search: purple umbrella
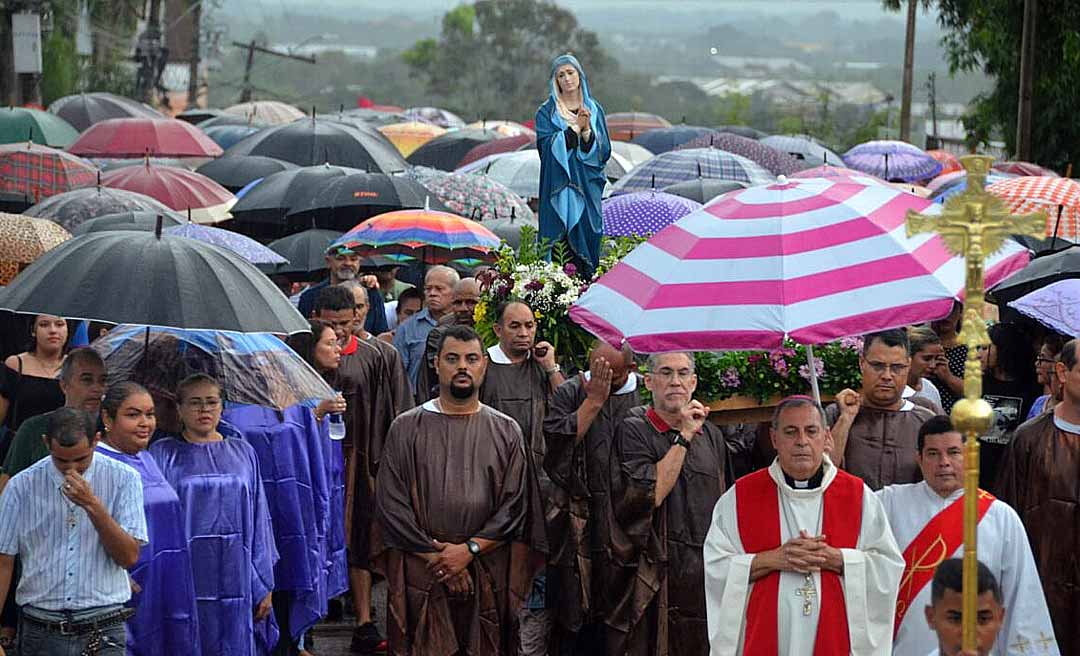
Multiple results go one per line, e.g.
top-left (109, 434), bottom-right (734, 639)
top-left (677, 132), bottom-right (806, 176)
top-left (1008, 278), bottom-right (1080, 336)
top-left (165, 223), bottom-right (287, 264)
top-left (843, 140), bottom-right (943, 182)
top-left (602, 190), bottom-right (702, 237)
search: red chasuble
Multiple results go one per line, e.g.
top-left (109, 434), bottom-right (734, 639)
top-left (735, 467), bottom-right (864, 655)
top-left (893, 489), bottom-right (995, 635)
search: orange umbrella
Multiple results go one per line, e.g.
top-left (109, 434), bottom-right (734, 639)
top-left (987, 176), bottom-right (1080, 239)
top-left (926, 149), bottom-right (962, 175)
top-left (607, 112), bottom-right (672, 142)
top-left (377, 121), bottom-right (446, 157)
top-left (0, 213), bottom-right (72, 284)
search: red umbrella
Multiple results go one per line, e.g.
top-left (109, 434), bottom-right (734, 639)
top-left (926, 149), bottom-right (962, 175)
top-left (0, 142), bottom-right (98, 202)
top-left (102, 161), bottom-right (234, 223)
top-left (993, 161), bottom-right (1059, 178)
top-left (607, 112), bottom-right (672, 142)
top-left (457, 134), bottom-right (535, 168)
top-left (68, 118), bottom-right (223, 158)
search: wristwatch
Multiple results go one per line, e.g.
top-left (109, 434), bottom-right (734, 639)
top-left (672, 434), bottom-right (692, 450)
top-left (466, 539), bottom-right (481, 555)
top-left (545, 364), bottom-right (562, 376)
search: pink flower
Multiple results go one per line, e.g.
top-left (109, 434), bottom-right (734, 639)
top-left (769, 351), bottom-right (789, 376)
top-left (563, 262), bottom-right (578, 276)
top-left (720, 367), bottom-right (741, 388)
top-left (798, 358), bottom-right (825, 382)
top-left (839, 335), bottom-right (864, 351)
top-left (524, 279), bottom-right (544, 292)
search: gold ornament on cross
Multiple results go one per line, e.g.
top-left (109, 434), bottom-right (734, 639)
top-left (906, 154), bottom-right (1045, 652)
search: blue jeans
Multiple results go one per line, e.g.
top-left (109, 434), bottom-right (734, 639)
top-left (16, 606), bottom-right (126, 656)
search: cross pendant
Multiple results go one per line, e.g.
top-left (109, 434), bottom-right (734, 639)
top-left (794, 573), bottom-right (816, 616)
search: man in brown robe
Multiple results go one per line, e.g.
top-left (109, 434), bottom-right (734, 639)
top-left (313, 285), bottom-right (410, 654)
top-left (828, 329), bottom-right (935, 490)
top-left (608, 351), bottom-right (731, 656)
top-left (416, 277), bottom-right (480, 402)
top-left (996, 337), bottom-right (1080, 656)
top-left (479, 299), bottom-right (564, 656)
top-left (542, 341), bottom-right (641, 654)
top-left (374, 324), bottom-right (543, 656)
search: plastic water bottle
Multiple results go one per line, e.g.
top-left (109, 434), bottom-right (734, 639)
top-left (328, 391), bottom-right (346, 441)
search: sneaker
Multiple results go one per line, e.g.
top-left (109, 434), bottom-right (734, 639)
top-left (349, 622), bottom-right (387, 654)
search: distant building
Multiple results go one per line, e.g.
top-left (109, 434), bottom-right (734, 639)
top-left (708, 55), bottom-right (813, 75)
top-left (660, 76), bottom-right (890, 111)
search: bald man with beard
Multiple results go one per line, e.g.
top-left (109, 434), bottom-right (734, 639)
top-left (543, 341), bottom-right (642, 654)
top-left (416, 278), bottom-right (480, 403)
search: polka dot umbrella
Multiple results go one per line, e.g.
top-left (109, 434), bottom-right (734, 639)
top-left (407, 166), bottom-right (534, 223)
top-left (602, 190), bottom-right (702, 237)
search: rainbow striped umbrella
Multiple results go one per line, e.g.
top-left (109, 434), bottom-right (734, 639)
top-left (332, 208), bottom-right (500, 264)
top-left (570, 177), bottom-right (1030, 352)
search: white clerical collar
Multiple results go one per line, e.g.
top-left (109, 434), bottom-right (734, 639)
top-left (487, 344), bottom-right (516, 364)
top-left (900, 399), bottom-right (915, 411)
top-left (582, 371), bottom-right (638, 395)
top-left (768, 456), bottom-right (838, 496)
top-left (1053, 413), bottom-right (1080, 435)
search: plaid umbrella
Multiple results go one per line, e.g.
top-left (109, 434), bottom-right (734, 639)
top-left (378, 121), bottom-right (447, 157)
top-left (23, 185), bottom-right (176, 232)
top-left (987, 176), bottom-right (1080, 240)
top-left (0, 142), bottom-right (98, 202)
top-left (458, 135), bottom-right (536, 168)
top-left (760, 135), bottom-right (843, 167)
top-left (602, 191), bottom-right (702, 236)
top-left (68, 118), bottom-right (223, 159)
top-left (678, 132), bottom-right (805, 176)
top-left (404, 107), bottom-right (466, 129)
top-left (333, 208), bottom-right (500, 264)
top-left (407, 165), bottom-right (534, 223)
top-left (632, 126), bottom-right (720, 154)
top-left (49, 92), bottom-right (162, 132)
top-left (102, 162), bottom-right (236, 224)
top-left (223, 101), bottom-right (305, 125)
top-left (457, 150), bottom-right (541, 199)
top-left (610, 147), bottom-right (774, 195)
top-left (0, 107), bottom-right (79, 147)
top-left (993, 161), bottom-right (1059, 178)
top-left (843, 140), bottom-right (942, 182)
top-left (0, 213), bottom-right (71, 284)
top-left (606, 112), bottom-right (672, 142)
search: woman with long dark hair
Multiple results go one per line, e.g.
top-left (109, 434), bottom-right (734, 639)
top-left (979, 323), bottom-right (1042, 488)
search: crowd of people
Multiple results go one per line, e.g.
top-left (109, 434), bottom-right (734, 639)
top-left (0, 250), bottom-right (1074, 656)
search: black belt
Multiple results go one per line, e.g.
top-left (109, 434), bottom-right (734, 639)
top-left (22, 607), bottom-right (134, 636)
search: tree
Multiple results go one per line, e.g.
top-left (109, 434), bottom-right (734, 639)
top-left (402, 0), bottom-right (612, 120)
top-left (882, 1), bottom-right (936, 143)
top-left (936, 0), bottom-right (1080, 171)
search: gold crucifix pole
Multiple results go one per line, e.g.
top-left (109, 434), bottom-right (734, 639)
top-left (906, 154), bottom-right (1044, 651)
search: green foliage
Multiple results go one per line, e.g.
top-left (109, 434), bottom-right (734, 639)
top-left (936, 0), bottom-right (1080, 171)
top-left (41, 27), bottom-right (79, 104)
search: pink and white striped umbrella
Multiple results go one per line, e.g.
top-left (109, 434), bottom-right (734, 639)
top-left (570, 177), bottom-right (1030, 352)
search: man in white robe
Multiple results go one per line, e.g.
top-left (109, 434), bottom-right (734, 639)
top-left (878, 415), bottom-right (1058, 656)
top-left (704, 395), bottom-right (904, 656)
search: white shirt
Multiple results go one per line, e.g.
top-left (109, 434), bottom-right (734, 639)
top-left (703, 458), bottom-right (904, 655)
top-left (0, 453), bottom-right (148, 610)
top-left (877, 482), bottom-right (1059, 656)
top-left (903, 379), bottom-right (943, 410)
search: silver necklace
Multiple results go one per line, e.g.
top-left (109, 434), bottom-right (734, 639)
top-left (779, 486), bottom-right (824, 616)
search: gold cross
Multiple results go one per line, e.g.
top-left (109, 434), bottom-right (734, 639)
top-left (1011, 636), bottom-right (1030, 654)
top-left (906, 155), bottom-right (1045, 652)
top-left (794, 573), bottom-right (816, 616)
top-left (1036, 632), bottom-right (1056, 652)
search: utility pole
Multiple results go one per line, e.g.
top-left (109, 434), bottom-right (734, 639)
top-left (899, 0), bottom-right (918, 142)
top-left (136, 0), bottom-right (166, 104)
top-left (186, 0), bottom-right (202, 108)
top-left (1015, 0), bottom-right (1037, 161)
top-left (233, 40), bottom-right (315, 103)
top-left (926, 72), bottom-right (938, 150)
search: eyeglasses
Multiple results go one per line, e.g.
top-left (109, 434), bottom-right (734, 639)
top-left (182, 398), bottom-right (221, 410)
top-left (864, 361), bottom-right (909, 376)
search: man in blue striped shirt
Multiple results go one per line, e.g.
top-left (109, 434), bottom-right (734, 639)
top-left (0, 407), bottom-right (147, 656)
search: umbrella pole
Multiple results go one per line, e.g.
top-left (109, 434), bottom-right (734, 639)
top-left (806, 344), bottom-right (821, 405)
top-left (1051, 204), bottom-right (1063, 248)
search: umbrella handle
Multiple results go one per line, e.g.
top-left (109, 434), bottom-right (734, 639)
top-left (806, 344), bottom-right (821, 404)
top-left (1051, 204), bottom-right (1063, 248)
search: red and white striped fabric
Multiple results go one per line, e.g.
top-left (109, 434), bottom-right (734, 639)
top-left (570, 177), bottom-right (1030, 352)
top-left (987, 176), bottom-right (1080, 240)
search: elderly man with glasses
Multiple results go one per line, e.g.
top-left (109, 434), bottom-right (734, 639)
top-left (827, 329), bottom-right (937, 490)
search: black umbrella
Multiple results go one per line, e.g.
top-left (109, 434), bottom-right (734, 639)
top-left (72, 210), bottom-right (185, 235)
top-left (480, 209), bottom-right (538, 249)
top-left (406, 128), bottom-right (501, 171)
top-left (1009, 234), bottom-right (1075, 256)
top-left (229, 164), bottom-right (364, 224)
top-left (23, 185), bottom-right (176, 232)
top-left (286, 171), bottom-right (446, 227)
top-left (717, 125), bottom-right (767, 140)
top-left (662, 178), bottom-right (748, 204)
top-left (48, 92), bottom-right (162, 132)
top-left (176, 108), bottom-right (226, 124)
top-left (223, 117), bottom-right (407, 172)
top-left (988, 244), bottom-right (1080, 305)
top-left (258, 228), bottom-right (342, 276)
top-left (195, 156), bottom-right (298, 193)
top-left (631, 126), bottom-right (719, 155)
top-left (0, 223), bottom-right (307, 333)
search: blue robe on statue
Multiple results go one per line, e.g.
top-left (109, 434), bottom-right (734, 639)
top-left (95, 445), bottom-right (201, 656)
top-left (223, 404), bottom-right (347, 644)
top-left (536, 53), bottom-right (611, 276)
top-left (149, 427), bottom-right (280, 656)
